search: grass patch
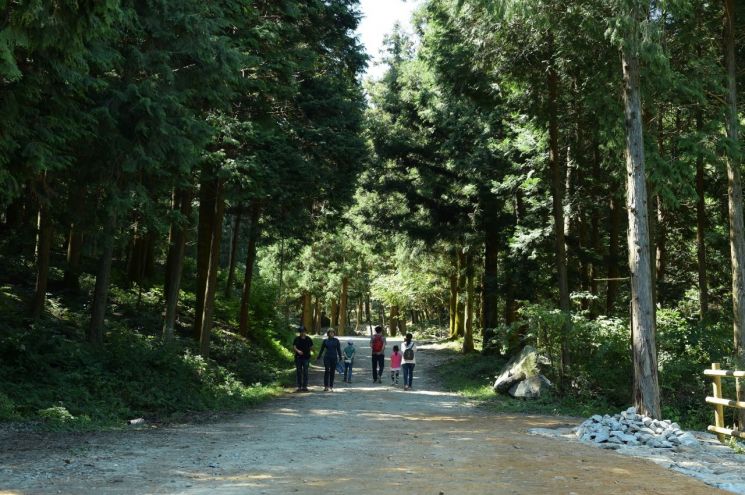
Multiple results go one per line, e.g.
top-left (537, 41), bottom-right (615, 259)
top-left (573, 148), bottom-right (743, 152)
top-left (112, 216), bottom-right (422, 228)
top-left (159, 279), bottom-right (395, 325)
top-left (434, 350), bottom-right (616, 418)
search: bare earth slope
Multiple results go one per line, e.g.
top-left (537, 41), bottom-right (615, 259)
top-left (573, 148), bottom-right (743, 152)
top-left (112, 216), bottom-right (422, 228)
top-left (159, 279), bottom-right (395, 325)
top-left (0, 337), bottom-right (727, 495)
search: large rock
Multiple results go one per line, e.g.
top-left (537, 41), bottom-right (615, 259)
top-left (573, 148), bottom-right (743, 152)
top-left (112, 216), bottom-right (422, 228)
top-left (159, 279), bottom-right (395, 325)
top-left (493, 345), bottom-right (546, 393)
top-left (508, 374), bottom-right (552, 399)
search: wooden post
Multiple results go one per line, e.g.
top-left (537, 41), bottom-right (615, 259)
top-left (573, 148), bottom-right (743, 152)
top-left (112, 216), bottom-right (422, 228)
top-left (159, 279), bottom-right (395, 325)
top-left (712, 363), bottom-right (726, 442)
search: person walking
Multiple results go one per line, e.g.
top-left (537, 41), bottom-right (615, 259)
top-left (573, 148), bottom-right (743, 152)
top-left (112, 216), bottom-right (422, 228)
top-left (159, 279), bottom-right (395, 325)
top-left (401, 333), bottom-right (416, 391)
top-left (343, 340), bottom-right (356, 383)
top-left (317, 329), bottom-right (343, 391)
top-left (370, 325), bottom-right (387, 383)
top-left (292, 326), bottom-right (313, 392)
top-left (390, 345), bottom-right (402, 385)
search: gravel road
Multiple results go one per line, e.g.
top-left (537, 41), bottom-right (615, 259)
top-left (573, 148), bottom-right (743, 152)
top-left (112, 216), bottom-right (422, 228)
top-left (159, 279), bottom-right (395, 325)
top-left (0, 336), bottom-right (727, 494)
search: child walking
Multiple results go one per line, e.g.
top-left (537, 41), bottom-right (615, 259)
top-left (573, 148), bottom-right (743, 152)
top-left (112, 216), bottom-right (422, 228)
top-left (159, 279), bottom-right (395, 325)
top-left (343, 340), bottom-right (356, 383)
top-left (390, 345), bottom-right (402, 385)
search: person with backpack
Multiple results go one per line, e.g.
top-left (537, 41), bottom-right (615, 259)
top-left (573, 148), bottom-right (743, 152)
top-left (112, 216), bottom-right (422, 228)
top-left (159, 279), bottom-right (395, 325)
top-left (292, 326), bottom-right (313, 392)
top-left (402, 332), bottom-right (416, 391)
top-left (370, 325), bottom-right (386, 383)
top-left (342, 340), bottom-right (356, 383)
top-left (316, 329), bottom-right (343, 391)
top-left (389, 345), bottom-right (402, 385)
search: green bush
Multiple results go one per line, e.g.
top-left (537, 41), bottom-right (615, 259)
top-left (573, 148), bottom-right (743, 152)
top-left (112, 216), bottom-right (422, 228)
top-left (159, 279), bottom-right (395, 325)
top-left (0, 391), bottom-right (17, 420)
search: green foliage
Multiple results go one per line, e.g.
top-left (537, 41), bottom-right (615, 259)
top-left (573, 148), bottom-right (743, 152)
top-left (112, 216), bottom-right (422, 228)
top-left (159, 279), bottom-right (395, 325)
top-left (434, 350), bottom-right (617, 418)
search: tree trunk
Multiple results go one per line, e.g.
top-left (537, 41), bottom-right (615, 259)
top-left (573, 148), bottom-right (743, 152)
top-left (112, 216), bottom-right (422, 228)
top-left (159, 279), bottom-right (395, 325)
top-left (724, 0), bottom-right (745, 427)
top-left (238, 203), bottom-right (261, 337)
top-left (162, 189), bottom-right (192, 341)
top-left (589, 140), bottom-right (602, 300)
top-left (198, 179), bottom-right (226, 357)
top-left (399, 309), bottom-right (407, 335)
top-left (356, 298), bottom-right (363, 331)
top-left (224, 211), bottom-right (242, 298)
top-left (455, 249), bottom-right (466, 338)
top-left (482, 198), bottom-right (499, 331)
top-left (63, 225), bottom-right (84, 291)
top-left (621, 21), bottom-right (661, 418)
top-left (63, 190), bottom-right (85, 291)
top-left (655, 195), bottom-right (666, 288)
top-left (389, 305), bottom-right (399, 336)
top-left (449, 251), bottom-right (458, 338)
top-left (88, 208), bottom-right (117, 345)
top-left (365, 293), bottom-right (371, 326)
top-left (143, 229), bottom-right (156, 280)
top-left (607, 193), bottom-right (623, 313)
top-left (331, 299), bottom-right (339, 328)
top-left (547, 35), bottom-right (571, 378)
top-left (127, 227), bottom-right (147, 286)
top-left (314, 298), bottom-right (322, 333)
top-left (194, 166), bottom-right (217, 339)
top-left (463, 252), bottom-right (475, 354)
top-left (338, 276), bottom-right (349, 336)
top-left (31, 189), bottom-right (52, 319)
top-left (302, 292), bottom-right (313, 333)
top-left (696, 110), bottom-right (708, 319)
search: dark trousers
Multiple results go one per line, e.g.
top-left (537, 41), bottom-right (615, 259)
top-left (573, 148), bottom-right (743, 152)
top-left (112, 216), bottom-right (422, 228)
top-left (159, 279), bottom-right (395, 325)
top-left (372, 354), bottom-right (384, 381)
top-left (402, 363), bottom-right (415, 387)
top-left (295, 357), bottom-right (310, 388)
top-left (323, 356), bottom-right (338, 388)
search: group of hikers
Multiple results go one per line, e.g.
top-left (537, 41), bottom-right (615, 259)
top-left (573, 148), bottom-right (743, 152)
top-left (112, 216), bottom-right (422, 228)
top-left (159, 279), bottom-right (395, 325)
top-left (292, 325), bottom-right (417, 392)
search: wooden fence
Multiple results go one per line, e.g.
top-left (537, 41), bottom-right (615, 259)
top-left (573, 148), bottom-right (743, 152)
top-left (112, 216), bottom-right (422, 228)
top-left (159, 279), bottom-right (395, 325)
top-left (704, 362), bottom-right (745, 442)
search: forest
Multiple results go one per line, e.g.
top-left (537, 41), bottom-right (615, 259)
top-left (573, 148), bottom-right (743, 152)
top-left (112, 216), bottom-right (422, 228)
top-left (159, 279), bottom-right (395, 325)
top-left (1, 0), bottom-right (744, 434)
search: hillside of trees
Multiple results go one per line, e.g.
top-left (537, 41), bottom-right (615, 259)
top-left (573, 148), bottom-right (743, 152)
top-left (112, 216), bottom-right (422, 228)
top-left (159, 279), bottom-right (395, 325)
top-left (1, 0), bottom-right (745, 430)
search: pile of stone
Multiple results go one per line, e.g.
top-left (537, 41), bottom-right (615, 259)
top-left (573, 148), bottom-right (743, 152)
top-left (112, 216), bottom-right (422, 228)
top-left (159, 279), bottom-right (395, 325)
top-left (575, 407), bottom-right (700, 449)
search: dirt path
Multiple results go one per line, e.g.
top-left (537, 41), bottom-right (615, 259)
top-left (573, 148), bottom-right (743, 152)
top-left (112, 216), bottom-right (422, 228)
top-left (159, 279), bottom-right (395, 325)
top-left (0, 337), bottom-right (728, 495)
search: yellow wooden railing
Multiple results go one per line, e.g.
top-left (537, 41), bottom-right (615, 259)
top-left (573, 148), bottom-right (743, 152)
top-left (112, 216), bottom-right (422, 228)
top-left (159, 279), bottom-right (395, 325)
top-left (704, 362), bottom-right (745, 442)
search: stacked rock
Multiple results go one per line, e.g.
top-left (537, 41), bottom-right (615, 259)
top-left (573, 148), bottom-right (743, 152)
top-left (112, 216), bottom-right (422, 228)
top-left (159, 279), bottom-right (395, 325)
top-left (575, 407), bottom-right (700, 449)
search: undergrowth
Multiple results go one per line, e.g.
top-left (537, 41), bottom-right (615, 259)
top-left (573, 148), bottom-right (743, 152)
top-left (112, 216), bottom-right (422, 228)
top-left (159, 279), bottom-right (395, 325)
top-left (0, 269), bottom-right (294, 431)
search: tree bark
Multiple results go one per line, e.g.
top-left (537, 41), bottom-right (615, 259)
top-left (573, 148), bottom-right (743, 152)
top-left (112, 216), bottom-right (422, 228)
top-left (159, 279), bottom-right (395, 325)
top-left (696, 110), bottom-right (708, 319)
top-left (590, 140), bottom-right (602, 300)
top-left (365, 293), bottom-right (371, 326)
top-left (88, 208), bottom-right (117, 345)
top-left (389, 305), bottom-right (399, 336)
top-left (331, 299), bottom-right (339, 328)
top-left (607, 193), bottom-right (623, 313)
top-left (198, 179), bottom-right (226, 357)
top-left (302, 292), bottom-right (313, 333)
top-left (338, 276), bottom-right (349, 336)
top-left (724, 0), bottom-right (745, 427)
top-left (356, 297), bottom-right (363, 331)
top-left (314, 297), bottom-right (322, 333)
top-left (449, 251), bottom-right (458, 338)
top-left (547, 34), bottom-right (571, 378)
top-left (31, 187), bottom-right (52, 320)
top-left (162, 189), bottom-right (192, 341)
top-left (238, 203), bottom-right (261, 337)
top-left (224, 211), bottom-right (242, 298)
top-left (482, 198), bottom-right (499, 331)
top-left (455, 249), bottom-right (466, 338)
top-left (63, 225), bottom-right (84, 291)
top-left (463, 252), bottom-right (475, 353)
top-left (621, 20), bottom-right (661, 418)
top-left (194, 166), bottom-right (217, 340)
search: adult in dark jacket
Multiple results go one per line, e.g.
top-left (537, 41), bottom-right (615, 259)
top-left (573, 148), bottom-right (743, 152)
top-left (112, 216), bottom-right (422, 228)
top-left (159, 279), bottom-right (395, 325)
top-left (317, 329), bottom-right (343, 391)
top-left (292, 326), bottom-right (313, 392)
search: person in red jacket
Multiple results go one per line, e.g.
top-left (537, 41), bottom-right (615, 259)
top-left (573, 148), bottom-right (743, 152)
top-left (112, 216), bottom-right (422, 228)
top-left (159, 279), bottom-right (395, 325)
top-left (370, 325), bottom-right (386, 383)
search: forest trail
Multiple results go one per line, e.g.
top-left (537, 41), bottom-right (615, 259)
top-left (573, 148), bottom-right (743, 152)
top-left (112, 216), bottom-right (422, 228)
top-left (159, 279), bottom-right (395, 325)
top-left (0, 337), bottom-right (727, 495)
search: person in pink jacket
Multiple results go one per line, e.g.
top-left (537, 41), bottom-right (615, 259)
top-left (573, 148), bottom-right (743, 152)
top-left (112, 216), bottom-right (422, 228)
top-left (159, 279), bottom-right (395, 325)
top-left (389, 345), bottom-right (402, 385)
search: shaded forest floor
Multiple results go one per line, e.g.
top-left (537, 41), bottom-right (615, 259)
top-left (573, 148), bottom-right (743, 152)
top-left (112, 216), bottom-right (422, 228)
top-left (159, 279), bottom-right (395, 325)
top-left (0, 338), bottom-right (726, 494)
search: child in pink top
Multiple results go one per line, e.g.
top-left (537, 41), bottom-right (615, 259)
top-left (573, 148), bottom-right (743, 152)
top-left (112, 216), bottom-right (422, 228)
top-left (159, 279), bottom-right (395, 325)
top-left (390, 345), bottom-right (402, 385)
